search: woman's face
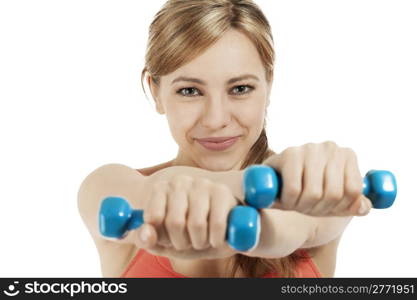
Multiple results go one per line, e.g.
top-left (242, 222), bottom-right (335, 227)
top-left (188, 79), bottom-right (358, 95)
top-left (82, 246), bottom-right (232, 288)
top-left (150, 29), bottom-right (272, 171)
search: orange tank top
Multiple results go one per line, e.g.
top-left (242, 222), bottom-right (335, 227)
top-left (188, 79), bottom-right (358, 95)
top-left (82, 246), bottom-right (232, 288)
top-left (120, 248), bottom-right (322, 278)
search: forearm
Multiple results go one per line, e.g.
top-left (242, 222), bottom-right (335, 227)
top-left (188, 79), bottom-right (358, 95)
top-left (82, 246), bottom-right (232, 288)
top-left (304, 215), bottom-right (352, 248)
top-left (244, 209), bottom-right (352, 259)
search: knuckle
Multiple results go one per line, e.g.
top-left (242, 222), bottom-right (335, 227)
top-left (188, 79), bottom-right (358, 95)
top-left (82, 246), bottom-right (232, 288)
top-left (213, 183), bottom-right (230, 194)
top-left (343, 147), bottom-right (356, 158)
top-left (213, 192), bottom-right (237, 210)
top-left (195, 178), bottom-right (212, 188)
top-left (212, 184), bottom-right (232, 200)
top-left (325, 190), bottom-right (343, 202)
top-left (211, 220), bottom-right (224, 232)
top-left (345, 180), bottom-right (363, 199)
top-left (144, 211), bottom-right (164, 226)
top-left (171, 175), bottom-right (193, 189)
top-left (188, 218), bottom-right (206, 231)
top-left (305, 188), bottom-right (322, 202)
top-left (305, 142), bottom-right (317, 150)
top-left (324, 140), bottom-right (338, 148)
top-left (282, 146), bottom-right (302, 159)
top-left (153, 180), bottom-right (169, 193)
top-left (284, 183), bottom-right (301, 199)
top-left (282, 146), bottom-right (294, 157)
top-left (165, 217), bottom-right (185, 230)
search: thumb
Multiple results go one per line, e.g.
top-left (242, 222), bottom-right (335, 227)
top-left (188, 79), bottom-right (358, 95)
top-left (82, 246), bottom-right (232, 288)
top-left (356, 195), bottom-right (373, 216)
top-left (135, 224), bottom-right (158, 248)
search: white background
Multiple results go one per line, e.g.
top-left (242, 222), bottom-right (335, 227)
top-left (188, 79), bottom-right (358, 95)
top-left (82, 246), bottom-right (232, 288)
top-left (0, 0), bottom-right (416, 277)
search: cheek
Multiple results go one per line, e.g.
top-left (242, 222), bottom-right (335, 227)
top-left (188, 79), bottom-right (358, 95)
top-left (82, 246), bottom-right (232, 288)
top-left (165, 104), bottom-right (199, 143)
top-left (238, 102), bottom-right (266, 129)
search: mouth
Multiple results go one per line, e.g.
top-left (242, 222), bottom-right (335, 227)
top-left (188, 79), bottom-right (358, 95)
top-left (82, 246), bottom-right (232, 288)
top-left (195, 136), bottom-right (241, 151)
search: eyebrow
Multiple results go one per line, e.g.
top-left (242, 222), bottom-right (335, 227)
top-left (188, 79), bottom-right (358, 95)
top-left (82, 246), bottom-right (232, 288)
top-left (171, 74), bottom-right (260, 85)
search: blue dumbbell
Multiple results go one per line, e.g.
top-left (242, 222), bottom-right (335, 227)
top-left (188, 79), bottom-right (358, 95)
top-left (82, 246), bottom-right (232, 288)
top-left (243, 165), bottom-right (397, 209)
top-left (99, 196), bottom-right (260, 252)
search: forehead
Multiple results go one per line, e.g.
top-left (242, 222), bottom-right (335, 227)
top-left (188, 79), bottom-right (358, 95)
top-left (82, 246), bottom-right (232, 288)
top-left (164, 29), bottom-right (266, 84)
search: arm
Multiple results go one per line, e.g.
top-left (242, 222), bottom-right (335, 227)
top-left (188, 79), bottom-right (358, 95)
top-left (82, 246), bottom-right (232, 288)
top-left (243, 208), bottom-right (352, 259)
top-left (79, 162), bottom-right (349, 256)
top-left (77, 163), bottom-right (244, 246)
top-left (247, 143), bottom-right (364, 259)
top-left (77, 163), bottom-right (148, 245)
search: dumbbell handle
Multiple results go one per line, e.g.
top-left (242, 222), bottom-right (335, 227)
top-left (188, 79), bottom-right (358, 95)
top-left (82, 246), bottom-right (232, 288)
top-left (244, 165), bottom-right (398, 209)
top-left (99, 196), bottom-right (259, 252)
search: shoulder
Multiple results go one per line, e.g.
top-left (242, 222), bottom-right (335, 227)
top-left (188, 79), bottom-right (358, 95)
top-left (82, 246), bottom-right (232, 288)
top-left (303, 235), bottom-right (343, 277)
top-left (94, 160), bottom-right (175, 276)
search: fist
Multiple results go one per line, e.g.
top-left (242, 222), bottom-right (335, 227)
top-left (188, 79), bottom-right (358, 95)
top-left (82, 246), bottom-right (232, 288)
top-left (263, 141), bottom-right (372, 217)
top-left (135, 175), bottom-right (238, 260)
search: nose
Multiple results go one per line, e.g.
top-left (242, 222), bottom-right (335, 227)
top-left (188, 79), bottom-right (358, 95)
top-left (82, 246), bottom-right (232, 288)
top-left (200, 96), bottom-right (232, 130)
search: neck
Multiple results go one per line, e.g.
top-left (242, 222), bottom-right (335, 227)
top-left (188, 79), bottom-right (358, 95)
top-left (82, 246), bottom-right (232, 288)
top-left (172, 149), bottom-right (244, 171)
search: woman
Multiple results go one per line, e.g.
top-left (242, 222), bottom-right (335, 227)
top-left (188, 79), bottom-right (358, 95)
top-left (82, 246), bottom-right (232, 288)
top-left (77, 0), bottom-right (372, 278)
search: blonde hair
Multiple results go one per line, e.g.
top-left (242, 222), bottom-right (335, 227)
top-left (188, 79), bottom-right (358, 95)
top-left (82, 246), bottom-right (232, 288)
top-left (141, 0), bottom-right (307, 277)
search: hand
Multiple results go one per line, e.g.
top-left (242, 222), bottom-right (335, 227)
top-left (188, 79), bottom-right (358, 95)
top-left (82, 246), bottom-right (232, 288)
top-left (263, 141), bottom-right (373, 217)
top-left (134, 175), bottom-right (239, 260)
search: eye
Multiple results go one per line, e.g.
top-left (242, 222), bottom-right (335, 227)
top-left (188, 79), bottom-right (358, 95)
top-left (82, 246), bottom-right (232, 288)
top-left (231, 85), bottom-right (254, 95)
top-left (176, 87), bottom-right (201, 97)
top-left (176, 85), bottom-right (255, 98)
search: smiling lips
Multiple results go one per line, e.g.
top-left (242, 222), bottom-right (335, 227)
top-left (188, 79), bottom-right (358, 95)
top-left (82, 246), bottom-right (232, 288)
top-left (195, 136), bottom-right (240, 151)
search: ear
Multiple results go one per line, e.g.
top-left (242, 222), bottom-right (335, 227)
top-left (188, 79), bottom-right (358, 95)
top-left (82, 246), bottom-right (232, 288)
top-left (147, 75), bottom-right (165, 115)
